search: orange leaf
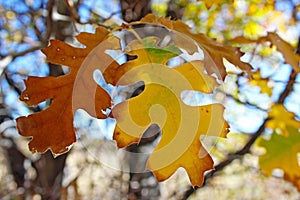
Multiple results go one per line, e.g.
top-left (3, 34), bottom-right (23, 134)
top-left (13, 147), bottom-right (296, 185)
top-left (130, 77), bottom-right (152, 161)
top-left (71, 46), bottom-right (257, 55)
top-left (16, 27), bottom-right (120, 156)
top-left (231, 33), bottom-right (300, 72)
top-left (266, 32), bottom-right (300, 73)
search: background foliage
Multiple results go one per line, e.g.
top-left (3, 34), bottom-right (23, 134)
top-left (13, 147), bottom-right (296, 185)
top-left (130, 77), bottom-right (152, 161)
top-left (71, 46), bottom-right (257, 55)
top-left (1, 0), bottom-right (300, 199)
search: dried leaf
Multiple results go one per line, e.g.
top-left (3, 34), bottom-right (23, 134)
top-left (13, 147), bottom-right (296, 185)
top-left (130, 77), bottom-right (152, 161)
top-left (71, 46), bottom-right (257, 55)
top-left (266, 32), bottom-right (300, 73)
top-left (16, 27), bottom-right (120, 155)
top-left (139, 14), bottom-right (252, 80)
top-left (231, 33), bottom-right (300, 72)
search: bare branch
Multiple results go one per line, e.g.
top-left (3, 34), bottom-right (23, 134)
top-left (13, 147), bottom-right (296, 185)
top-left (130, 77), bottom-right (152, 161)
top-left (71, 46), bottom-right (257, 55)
top-left (45, 0), bottom-right (56, 40)
top-left (216, 88), bottom-right (268, 112)
top-left (0, 0), bottom-right (55, 68)
top-left (6, 44), bottom-right (46, 59)
top-left (277, 69), bottom-right (297, 104)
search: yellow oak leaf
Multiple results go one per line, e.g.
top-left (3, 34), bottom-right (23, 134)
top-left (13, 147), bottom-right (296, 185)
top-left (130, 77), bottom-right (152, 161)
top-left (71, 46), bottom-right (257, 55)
top-left (267, 104), bottom-right (300, 136)
top-left (109, 37), bottom-right (229, 186)
top-left (138, 14), bottom-right (252, 80)
top-left (258, 127), bottom-right (300, 191)
top-left (16, 27), bottom-right (120, 155)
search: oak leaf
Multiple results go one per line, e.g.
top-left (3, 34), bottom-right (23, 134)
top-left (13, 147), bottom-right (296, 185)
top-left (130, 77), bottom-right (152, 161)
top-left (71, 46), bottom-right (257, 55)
top-left (230, 33), bottom-right (300, 72)
top-left (109, 37), bottom-right (229, 186)
top-left (266, 32), bottom-right (300, 73)
top-left (16, 27), bottom-right (120, 155)
top-left (258, 127), bottom-right (300, 191)
top-left (138, 14), bottom-right (252, 80)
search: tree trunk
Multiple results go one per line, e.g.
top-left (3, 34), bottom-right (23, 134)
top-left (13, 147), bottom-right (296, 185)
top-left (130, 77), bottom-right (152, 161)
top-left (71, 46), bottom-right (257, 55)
top-left (119, 1), bottom-right (163, 199)
top-left (31, 1), bottom-right (74, 199)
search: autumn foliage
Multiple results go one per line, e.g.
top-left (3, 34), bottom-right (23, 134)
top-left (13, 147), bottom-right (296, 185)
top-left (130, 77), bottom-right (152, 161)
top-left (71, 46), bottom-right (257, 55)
top-left (16, 14), bottom-right (300, 190)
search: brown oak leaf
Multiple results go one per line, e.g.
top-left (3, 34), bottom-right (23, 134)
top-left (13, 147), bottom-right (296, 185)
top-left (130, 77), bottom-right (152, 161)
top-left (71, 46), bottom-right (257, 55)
top-left (16, 27), bottom-right (120, 155)
top-left (138, 14), bottom-right (252, 80)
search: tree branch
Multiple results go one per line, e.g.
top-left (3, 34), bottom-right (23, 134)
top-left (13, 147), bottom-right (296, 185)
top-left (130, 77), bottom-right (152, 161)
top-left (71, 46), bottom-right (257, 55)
top-left (45, 0), bottom-right (55, 40)
top-left (5, 44), bottom-right (46, 59)
top-left (0, 0), bottom-right (55, 66)
top-left (216, 88), bottom-right (268, 112)
top-left (277, 69), bottom-right (297, 104)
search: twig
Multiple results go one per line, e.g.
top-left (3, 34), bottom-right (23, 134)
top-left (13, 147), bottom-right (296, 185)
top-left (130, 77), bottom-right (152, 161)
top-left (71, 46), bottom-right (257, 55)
top-left (216, 88), bottom-right (268, 112)
top-left (4, 70), bottom-right (22, 95)
top-left (277, 69), bottom-right (297, 104)
top-left (2, 44), bottom-right (46, 60)
top-left (0, 0), bottom-right (54, 63)
top-left (63, 0), bottom-right (80, 32)
top-left (63, 0), bottom-right (119, 30)
top-left (45, 0), bottom-right (55, 40)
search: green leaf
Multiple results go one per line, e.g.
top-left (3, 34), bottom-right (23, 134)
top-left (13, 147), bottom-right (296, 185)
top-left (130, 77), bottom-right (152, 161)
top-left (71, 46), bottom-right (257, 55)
top-left (258, 126), bottom-right (300, 191)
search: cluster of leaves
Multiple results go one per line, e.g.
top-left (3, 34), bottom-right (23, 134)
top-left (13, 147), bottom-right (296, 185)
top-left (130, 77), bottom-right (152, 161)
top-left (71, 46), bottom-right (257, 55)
top-left (228, 31), bottom-right (300, 189)
top-left (259, 104), bottom-right (300, 189)
top-left (16, 13), bottom-right (300, 190)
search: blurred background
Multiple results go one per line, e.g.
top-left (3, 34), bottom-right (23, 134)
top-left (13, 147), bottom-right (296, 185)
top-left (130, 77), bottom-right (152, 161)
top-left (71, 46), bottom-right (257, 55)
top-left (1, 0), bottom-right (300, 199)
